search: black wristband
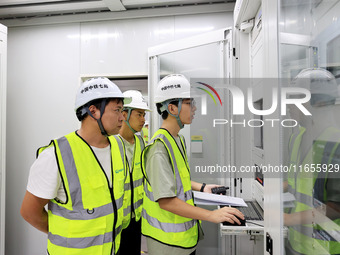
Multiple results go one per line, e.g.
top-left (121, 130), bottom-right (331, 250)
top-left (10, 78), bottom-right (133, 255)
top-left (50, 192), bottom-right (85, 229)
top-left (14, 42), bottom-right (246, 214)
top-left (200, 183), bottom-right (206, 192)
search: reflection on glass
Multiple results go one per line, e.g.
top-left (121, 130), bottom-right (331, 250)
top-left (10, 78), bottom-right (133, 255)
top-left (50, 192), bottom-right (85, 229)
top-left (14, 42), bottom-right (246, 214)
top-left (327, 35), bottom-right (340, 86)
top-left (280, 44), bottom-right (313, 79)
top-left (280, 1), bottom-right (340, 254)
top-left (158, 43), bottom-right (222, 185)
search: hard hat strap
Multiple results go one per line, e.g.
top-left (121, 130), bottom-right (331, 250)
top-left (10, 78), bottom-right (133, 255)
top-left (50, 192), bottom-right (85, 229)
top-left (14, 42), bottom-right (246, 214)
top-left (123, 107), bottom-right (138, 133)
top-left (85, 99), bottom-right (109, 137)
top-left (161, 99), bottom-right (184, 129)
top-left (96, 118), bottom-right (109, 137)
top-left (173, 100), bottom-right (184, 129)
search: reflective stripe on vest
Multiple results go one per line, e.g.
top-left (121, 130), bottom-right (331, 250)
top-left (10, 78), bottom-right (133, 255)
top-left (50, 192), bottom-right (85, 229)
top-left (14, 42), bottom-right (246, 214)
top-left (146, 133), bottom-right (187, 200)
top-left (46, 132), bottom-right (125, 255)
top-left (141, 129), bottom-right (199, 249)
top-left (143, 183), bottom-right (193, 204)
top-left (120, 134), bottom-right (145, 229)
top-left (147, 132), bottom-right (188, 200)
top-left (48, 232), bottom-right (113, 249)
top-left (290, 224), bottom-right (340, 242)
top-left (289, 126), bottom-right (306, 166)
top-left (141, 208), bottom-right (196, 233)
top-left (131, 135), bottom-right (145, 222)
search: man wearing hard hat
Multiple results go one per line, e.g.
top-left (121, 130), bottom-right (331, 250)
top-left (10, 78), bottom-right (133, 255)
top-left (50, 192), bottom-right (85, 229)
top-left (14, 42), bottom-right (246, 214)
top-left (141, 74), bottom-right (244, 255)
top-left (20, 77), bottom-right (130, 255)
top-left (116, 90), bottom-right (150, 254)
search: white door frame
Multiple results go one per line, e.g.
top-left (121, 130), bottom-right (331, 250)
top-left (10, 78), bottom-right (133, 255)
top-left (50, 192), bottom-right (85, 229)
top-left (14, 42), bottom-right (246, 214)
top-left (147, 27), bottom-right (233, 255)
top-left (0, 23), bottom-right (8, 255)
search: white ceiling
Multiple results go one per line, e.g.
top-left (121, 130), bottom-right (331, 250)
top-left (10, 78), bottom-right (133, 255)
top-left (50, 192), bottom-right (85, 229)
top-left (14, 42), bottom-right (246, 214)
top-left (0, 0), bottom-right (236, 20)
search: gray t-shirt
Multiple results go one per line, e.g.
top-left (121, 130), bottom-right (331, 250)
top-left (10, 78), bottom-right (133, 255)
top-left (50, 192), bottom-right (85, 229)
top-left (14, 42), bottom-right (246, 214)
top-left (144, 135), bottom-right (203, 255)
top-left (118, 135), bottom-right (135, 173)
top-left (145, 137), bottom-right (183, 201)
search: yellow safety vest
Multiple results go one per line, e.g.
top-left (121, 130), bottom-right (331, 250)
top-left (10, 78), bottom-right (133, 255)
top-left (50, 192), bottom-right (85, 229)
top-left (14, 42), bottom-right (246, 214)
top-left (118, 134), bottom-right (145, 229)
top-left (141, 128), bottom-right (199, 248)
top-left (39, 132), bottom-right (126, 255)
top-left (287, 127), bottom-right (340, 254)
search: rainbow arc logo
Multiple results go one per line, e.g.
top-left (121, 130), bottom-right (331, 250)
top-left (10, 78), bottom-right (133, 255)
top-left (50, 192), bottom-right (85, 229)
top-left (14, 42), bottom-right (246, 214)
top-left (196, 82), bottom-right (222, 106)
top-left (196, 82), bottom-right (222, 115)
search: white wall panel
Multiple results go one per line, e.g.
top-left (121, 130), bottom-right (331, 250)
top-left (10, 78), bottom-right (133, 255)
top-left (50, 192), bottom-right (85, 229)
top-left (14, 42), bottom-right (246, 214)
top-left (7, 23), bottom-right (80, 255)
top-left (6, 12), bottom-right (231, 255)
top-left (80, 17), bottom-right (174, 75)
top-left (174, 13), bottom-right (233, 40)
top-left (80, 13), bottom-right (229, 76)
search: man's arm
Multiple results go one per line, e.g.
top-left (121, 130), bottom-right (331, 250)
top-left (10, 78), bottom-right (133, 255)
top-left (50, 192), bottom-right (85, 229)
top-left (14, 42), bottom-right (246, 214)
top-left (191, 180), bottom-right (220, 193)
top-left (191, 181), bottom-right (202, 191)
top-left (284, 201), bottom-right (340, 226)
top-left (158, 197), bottom-right (244, 224)
top-left (20, 191), bottom-right (50, 234)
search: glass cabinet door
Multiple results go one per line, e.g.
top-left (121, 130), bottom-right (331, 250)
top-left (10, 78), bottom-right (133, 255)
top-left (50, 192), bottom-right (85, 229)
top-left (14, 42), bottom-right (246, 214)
top-left (279, 1), bottom-right (340, 254)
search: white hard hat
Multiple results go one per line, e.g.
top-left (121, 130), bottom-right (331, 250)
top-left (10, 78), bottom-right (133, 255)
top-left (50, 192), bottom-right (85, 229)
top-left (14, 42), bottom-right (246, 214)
top-left (75, 77), bottom-right (131, 112)
top-left (123, 90), bottom-right (150, 111)
top-left (155, 74), bottom-right (193, 104)
top-left (291, 68), bottom-right (338, 107)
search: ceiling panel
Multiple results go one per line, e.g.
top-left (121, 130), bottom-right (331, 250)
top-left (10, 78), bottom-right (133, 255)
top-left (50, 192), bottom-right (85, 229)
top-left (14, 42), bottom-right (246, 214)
top-left (0, 0), bottom-right (235, 20)
top-left (0, 0), bottom-right (69, 5)
top-left (0, 1), bottom-right (108, 18)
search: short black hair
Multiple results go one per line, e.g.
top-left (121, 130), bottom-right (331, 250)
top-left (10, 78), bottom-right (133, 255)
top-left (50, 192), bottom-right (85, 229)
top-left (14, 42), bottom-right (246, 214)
top-left (76, 98), bottom-right (124, 121)
top-left (156, 100), bottom-right (179, 120)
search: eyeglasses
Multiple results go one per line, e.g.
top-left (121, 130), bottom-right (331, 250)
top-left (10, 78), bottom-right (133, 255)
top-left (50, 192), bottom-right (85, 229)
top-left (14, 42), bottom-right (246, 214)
top-left (182, 99), bottom-right (196, 107)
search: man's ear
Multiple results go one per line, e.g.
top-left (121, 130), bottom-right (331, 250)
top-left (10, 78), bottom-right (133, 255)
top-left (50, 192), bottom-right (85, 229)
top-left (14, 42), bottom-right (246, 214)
top-left (168, 103), bottom-right (178, 115)
top-left (88, 105), bottom-right (99, 118)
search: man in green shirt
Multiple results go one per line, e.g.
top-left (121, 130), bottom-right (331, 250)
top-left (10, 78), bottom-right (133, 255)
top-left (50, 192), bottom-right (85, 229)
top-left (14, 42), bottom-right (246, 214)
top-left (142, 74), bottom-right (244, 255)
top-left (118, 90), bottom-right (150, 255)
